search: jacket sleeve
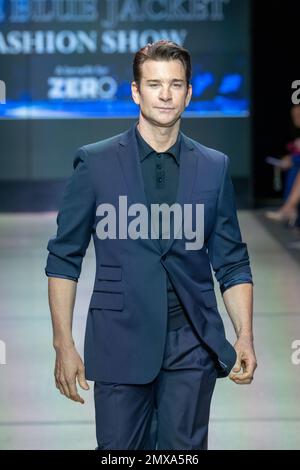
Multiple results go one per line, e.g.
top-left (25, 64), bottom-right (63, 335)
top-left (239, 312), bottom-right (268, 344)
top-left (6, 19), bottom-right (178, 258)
top-left (207, 154), bottom-right (253, 294)
top-left (45, 147), bottom-right (95, 282)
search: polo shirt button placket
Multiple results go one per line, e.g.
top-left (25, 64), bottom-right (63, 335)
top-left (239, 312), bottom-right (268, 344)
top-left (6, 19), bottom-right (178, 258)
top-left (156, 153), bottom-right (165, 188)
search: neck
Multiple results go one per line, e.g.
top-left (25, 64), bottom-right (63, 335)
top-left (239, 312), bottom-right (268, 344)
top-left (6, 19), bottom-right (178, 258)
top-left (137, 116), bottom-right (180, 152)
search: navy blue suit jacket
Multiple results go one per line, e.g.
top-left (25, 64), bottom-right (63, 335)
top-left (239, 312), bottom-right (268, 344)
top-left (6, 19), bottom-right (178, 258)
top-left (45, 121), bottom-right (252, 383)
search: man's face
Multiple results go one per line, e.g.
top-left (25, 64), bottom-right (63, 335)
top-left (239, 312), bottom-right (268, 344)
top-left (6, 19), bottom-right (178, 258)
top-left (131, 59), bottom-right (192, 127)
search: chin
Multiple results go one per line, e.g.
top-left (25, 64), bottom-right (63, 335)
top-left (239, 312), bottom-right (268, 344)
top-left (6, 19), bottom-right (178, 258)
top-left (142, 111), bottom-right (179, 127)
top-left (155, 113), bottom-right (178, 125)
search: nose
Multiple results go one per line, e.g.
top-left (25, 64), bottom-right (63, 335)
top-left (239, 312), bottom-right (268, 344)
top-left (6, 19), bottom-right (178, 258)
top-left (159, 86), bottom-right (172, 102)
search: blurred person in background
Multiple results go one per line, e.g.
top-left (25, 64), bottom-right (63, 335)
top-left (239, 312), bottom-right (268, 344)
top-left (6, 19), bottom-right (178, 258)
top-left (265, 104), bottom-right (300, 227)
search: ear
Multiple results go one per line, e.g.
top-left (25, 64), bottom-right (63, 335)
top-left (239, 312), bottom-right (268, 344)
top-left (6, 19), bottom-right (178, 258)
top-left (185, 83), bottom-right (192, 107)
top-left (131, 81), bottom-right (140, 105)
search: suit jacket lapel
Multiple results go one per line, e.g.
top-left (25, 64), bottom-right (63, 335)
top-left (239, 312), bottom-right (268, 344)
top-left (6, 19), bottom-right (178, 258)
top-left (117, 121), bottom-right (148, 208)
top-left (116, 121), bottom-right (161, 254)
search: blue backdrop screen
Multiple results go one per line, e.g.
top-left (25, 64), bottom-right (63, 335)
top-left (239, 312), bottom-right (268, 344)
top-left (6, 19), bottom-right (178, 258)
top-left (0, 0), bottom-right (250, 119)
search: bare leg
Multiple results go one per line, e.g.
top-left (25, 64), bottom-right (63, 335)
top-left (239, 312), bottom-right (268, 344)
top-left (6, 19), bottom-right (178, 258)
top-left (265, 171), bottom-right (300, 226)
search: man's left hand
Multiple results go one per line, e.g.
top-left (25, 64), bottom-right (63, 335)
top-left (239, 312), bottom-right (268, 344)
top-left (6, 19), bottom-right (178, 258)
top-left (229, 336), bottom-right (257, 384)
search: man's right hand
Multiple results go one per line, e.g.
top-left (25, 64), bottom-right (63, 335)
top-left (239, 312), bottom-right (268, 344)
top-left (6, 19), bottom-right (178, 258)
top-left (54, 345), bottom-right (90, 404)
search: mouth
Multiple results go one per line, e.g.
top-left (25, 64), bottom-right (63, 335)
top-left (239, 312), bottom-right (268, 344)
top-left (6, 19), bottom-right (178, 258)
top-left (155, 107), bottom-right (175, 112)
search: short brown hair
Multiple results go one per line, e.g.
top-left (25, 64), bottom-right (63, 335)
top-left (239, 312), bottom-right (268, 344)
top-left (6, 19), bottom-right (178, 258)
top-left (133, 40), bottom-right (192, 89)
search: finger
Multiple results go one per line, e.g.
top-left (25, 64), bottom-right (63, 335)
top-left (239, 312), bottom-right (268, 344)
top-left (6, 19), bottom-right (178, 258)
top-left (229, 358), bottom-right (256, 381)
top-left (232, 353), bottom-right (242, 373)
top-left (55, 377), bottom-right (61, 390)
top-left (232, 370), bottom-right (252, 380)
top-left (231, 371), bottom-right (253, 382)
top-left (56, 380), bottom-right (65, 395)
top-left (55, 370), bottom-right (64, 395)
top-left (240, 361), bottom-right (257, 376)
top-left (68, 380), bottom-right (84, 404)
top-left (77, 367), bottom-right (89, 391)
top-left (232, 377), bottom-right (253, 385)
top-left (55, 380), bottom-right (64, 394)
top-left (59, 378), bottom-right (71, 398)
top-left (55, 363), bottom-right (69, 396)
top-left (55, 364), bottom-right (62, 390)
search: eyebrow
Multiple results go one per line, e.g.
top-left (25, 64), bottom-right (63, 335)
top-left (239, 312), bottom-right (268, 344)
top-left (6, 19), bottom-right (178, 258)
top-left (145, 79), bottom-right (185, 83)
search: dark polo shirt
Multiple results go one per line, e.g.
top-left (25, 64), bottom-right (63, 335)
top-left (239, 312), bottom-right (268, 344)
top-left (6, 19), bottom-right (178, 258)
top-left (135, 124), bottom-right (191, 331)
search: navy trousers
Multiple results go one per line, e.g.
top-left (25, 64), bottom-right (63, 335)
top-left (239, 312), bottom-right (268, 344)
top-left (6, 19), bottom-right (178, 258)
top-left (94, 323), bottom-right (218, 450)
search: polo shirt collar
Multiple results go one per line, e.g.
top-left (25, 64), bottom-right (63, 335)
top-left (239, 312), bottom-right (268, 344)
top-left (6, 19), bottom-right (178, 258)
top-left (135, 123), bottom-right (181, 164)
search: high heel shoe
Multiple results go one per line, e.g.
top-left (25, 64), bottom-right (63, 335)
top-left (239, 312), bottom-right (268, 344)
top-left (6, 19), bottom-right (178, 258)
top-left (264, 208), bottom-right (298, 227)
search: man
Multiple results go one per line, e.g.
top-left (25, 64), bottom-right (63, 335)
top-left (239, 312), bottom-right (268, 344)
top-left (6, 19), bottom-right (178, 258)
top-left (45, 40), bottom-right (257, 450)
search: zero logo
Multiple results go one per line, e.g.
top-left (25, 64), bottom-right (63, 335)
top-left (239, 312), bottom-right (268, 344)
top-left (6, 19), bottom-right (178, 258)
top-left (48, 76), bottom-right (117, 99)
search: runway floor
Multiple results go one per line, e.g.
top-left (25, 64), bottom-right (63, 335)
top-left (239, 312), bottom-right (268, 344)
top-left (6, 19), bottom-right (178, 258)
top-left (0, 210), bottom-right (300, 450)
